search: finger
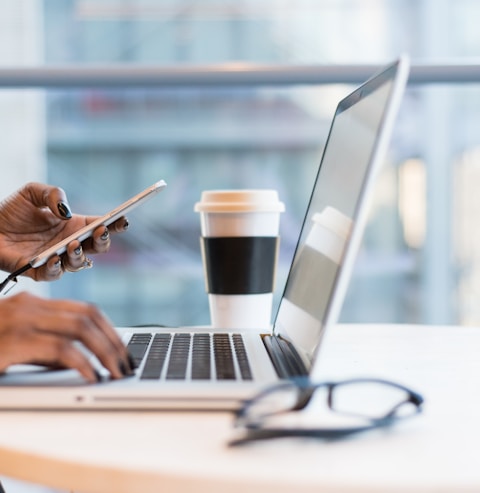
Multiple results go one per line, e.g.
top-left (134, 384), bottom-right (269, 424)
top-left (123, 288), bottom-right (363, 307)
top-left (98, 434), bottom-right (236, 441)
top-left (91, 226), bottom-right (111, 254)
top-left (21, 182), bottom-right (72, 220)
top-left (37, 300), bottom-right (131, 378)
top-left (4, 331), bottom-right (101, 383)
top-left (34, 255), bottom-right (63, 282)
top-left (84, 215), bottom-right (129, 235)
top-left (29, 255), bottom-right (63, 282)
top-left (62, 240), bottom-right (93, 273)
top-left (86, 304), bottom-right (131, 363)
top-left (79, 217), bottom-right (128, 255)
top-left (109, 216), bottom-right (129, 234)
top-left (1, 293), bottom-right (131, 379)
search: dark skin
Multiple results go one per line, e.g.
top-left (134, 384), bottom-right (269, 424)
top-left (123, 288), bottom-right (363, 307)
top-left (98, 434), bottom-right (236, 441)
top-left (0, 182), bottom-right (133, 382)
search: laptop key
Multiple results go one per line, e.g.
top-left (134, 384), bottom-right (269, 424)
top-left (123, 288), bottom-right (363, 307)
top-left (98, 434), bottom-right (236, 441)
top-left (127, 333), bottom-right (152, 369)
top-left (232, 334), bottom-right (252, 380)
top-left (213, 334), bottom-right (236, 380)
top-left (140, 333), bottom-right (171, 380)
top-left (191, 333), bottom-right (211, 380)
top-left (166, 333), bottom-right (191, 380)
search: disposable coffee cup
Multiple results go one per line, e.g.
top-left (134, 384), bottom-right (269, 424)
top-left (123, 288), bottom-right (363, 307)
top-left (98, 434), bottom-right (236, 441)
top-left (194, 190), bottom-right (285, 329)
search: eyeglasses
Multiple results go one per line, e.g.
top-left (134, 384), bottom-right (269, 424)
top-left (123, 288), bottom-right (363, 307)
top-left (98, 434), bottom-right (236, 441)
top-left (229, 377), bottom-right (424, 446)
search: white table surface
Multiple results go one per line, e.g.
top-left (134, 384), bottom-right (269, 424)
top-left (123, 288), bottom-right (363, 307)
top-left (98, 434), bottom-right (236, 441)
top-left (0, 323), bottom-right (479, 493)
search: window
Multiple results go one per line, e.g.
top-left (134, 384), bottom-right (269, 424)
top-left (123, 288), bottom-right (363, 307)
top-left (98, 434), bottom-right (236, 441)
top-left (1, 1), bottom-right (480, 326)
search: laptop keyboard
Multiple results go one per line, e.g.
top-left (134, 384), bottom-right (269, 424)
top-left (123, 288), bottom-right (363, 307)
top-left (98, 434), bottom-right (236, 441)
top-left (127, 332), bottom-right (253, 381)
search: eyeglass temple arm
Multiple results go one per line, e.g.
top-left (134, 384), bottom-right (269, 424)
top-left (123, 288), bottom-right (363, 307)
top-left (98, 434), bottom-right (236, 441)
top-left (384, 392), bottom-right (424, 418)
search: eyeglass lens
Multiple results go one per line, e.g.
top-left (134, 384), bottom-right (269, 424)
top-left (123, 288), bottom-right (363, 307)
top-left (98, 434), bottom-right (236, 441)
top-left (329, 381), bottom-right (418, 419)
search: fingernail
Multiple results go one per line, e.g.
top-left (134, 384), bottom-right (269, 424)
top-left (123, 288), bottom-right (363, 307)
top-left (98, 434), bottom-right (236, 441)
top-left (127, 352), bottom-right (137, 370)
top-left (54, 258), bottom-right (62, 269)
top-left (101, 228), bottom-right (109, 241)
top-left (74, 246), bottom-right (82, 256)
top-left (119, 359), bottom-right (134, 377)
top-left (57, 201), bottom-right (72, 219)
top-left (123, 219), bottom-right (129, 230)
top-left (94, 370), bottom-right (103, 383)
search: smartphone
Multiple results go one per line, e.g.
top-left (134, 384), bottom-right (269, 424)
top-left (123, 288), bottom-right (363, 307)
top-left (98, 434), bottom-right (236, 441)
top-left (29, 179), bottom-right (167, 269)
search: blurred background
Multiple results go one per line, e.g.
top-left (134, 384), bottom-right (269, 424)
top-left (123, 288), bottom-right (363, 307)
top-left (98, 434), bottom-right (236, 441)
top-left (1, 0), bottom-right (480, 329)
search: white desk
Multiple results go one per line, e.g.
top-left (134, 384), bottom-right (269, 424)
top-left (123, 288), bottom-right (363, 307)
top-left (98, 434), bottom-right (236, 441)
top-left (0, 323), bottom-right (479, 493)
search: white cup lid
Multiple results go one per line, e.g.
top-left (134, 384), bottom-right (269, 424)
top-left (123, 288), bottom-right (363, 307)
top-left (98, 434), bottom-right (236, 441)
top-left (194, 189), bottom-right (285, 213)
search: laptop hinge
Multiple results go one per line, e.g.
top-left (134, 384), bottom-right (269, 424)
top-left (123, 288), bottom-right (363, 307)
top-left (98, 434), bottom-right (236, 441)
top-left (262, 334), bottom-right (308, 379)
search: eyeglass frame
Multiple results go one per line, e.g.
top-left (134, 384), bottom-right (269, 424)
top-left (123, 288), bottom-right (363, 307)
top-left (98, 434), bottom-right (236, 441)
top-left (230, 377), bottom-right (424, 446)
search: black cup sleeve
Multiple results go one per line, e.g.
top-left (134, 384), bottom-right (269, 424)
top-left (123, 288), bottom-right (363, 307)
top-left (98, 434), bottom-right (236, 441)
top-left (200, 236), bottom-right (279, 295)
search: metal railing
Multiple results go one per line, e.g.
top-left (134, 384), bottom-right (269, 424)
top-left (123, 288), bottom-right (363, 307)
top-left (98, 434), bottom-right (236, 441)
top-left (0, 63), bottom-right (478, 87)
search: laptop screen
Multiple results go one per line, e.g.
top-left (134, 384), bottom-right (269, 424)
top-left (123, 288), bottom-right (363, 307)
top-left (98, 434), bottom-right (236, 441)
top-left (273, 60), bottom-right (407, 371)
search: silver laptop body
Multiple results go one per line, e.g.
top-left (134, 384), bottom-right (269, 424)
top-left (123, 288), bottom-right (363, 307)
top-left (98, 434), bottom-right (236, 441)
top-left (0, 56), bottom-right (410, 410)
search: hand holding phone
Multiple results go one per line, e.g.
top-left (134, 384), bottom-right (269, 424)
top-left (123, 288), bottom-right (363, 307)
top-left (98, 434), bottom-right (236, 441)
top-left (30, 179), bottom-right (167, 268)
top-left (0, 180), bottom-right (167, 294)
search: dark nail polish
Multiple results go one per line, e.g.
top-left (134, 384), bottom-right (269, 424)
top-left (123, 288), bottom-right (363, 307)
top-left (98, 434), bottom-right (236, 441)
top-left (94, 370), bottom-right (103, 383)
top-left (57, 201), bottom-right (72, 219)
top-left (123, 219), bottom-right (129, 230)
top-left (118, 359), bottom-right (133, 377)
top-left (127, 352), bottom-right (138, 370)
top-left (118, 360), bottom-right (128, 377)
top-left (74, 246), bottom-right (82, 256)
top-left (101, 228), bottom-right (109, 240)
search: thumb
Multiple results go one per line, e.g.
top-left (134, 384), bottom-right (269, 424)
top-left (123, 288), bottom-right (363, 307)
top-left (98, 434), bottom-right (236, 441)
top-left (24, 182), bottom-right (73, 220)
top-left (47, 186), bottom-right (73, 220)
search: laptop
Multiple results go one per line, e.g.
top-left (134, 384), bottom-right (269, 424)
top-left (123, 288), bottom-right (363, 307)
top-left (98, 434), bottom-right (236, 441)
top-left (0, 56), bottom-right (409, 410)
